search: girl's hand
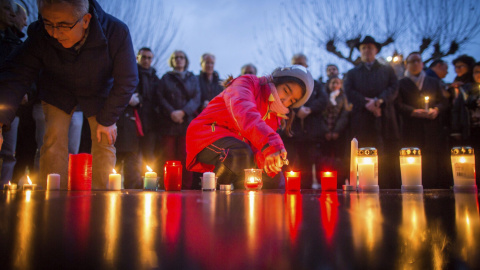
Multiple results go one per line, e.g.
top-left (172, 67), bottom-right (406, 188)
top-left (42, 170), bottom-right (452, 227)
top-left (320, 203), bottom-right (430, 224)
top-left (264, 149), bottom-right (287, 174)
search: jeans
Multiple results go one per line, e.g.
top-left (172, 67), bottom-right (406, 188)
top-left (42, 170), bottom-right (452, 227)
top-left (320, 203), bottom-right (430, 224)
top-left (0, 117), bottom-right (19, 184)
top-left (39, 102), bottom-right (116, 189)
top-left (33, 103), bottom-right (84, 171)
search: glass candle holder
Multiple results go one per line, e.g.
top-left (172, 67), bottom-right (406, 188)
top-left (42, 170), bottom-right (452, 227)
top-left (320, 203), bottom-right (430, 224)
top-left (357, 147), bottom-right (379, 192)
top-left (400, 147), bottom-right (423, 192)
top-left (285, 171), bottom-right (301, 191)
top-left (244, 169), bottom-right (263, 190)
top-left (451, 146), bottom-right (477, 191)
top-left (164, 161), bottom-right (182, 191)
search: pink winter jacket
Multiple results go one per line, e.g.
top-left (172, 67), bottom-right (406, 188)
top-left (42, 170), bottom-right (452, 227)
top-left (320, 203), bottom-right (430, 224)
top-left (186, 75), bottom-right (285, 176)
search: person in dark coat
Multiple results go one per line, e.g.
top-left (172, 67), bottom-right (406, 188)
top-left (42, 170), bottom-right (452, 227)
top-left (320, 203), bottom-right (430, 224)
top-left (318, 77), bottom-right (351, 188)
top-left (464, 62), bottom-right (480, 187)
top-left (396, 52), bottom-right (449, 188)
top-left (158, 50), bottom-right (201, 189)
top-left (344, 36), bottom-right (400, 188)
top-left (197, 53), bottom-right (224, 112)
top-left (0, 0), bottom-right (138, 189)
top-left (135, 47), bottom-right (161, 168)
top-left (281, 53), bottom-right (328, 188)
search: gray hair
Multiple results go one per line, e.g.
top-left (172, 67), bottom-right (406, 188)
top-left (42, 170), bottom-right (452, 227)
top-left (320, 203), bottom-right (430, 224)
top-left (37, 0), bottom-right (89, 18)
top-left (200, 53), bottom-right (215, 63)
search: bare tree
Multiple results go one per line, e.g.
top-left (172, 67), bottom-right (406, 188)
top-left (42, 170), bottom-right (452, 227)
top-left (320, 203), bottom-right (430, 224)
top-left (19, 0), bottom-right (179, 74)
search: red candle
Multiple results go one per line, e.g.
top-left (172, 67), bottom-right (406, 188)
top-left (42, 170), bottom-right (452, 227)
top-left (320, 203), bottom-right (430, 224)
top-left (245, 181), bottom-right (261, 189)
top-left (68, 154), bottom-right (92, 190)
top-left (164, 161), bottom-right (182, 191)
top-left (286, 171), bottom-right (301, 191)
top-left (320, 171), bottom-right (337, 191)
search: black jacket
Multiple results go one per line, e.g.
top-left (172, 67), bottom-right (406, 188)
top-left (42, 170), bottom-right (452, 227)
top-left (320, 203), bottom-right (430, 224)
top-left (0, 0), bottom-right (138, 127)
top-left (158, 71), bottom-right (201, 136)
top-left (344, 60), bottom-right (399, 142)
top-left (137, 65), bottom-right (161, 133)
top-left (197, 71), bottom-right (224, 109)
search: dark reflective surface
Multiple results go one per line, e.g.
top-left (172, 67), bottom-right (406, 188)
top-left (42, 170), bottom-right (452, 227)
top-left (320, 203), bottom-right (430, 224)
top-left (0, 189), bottom-right (479, 269)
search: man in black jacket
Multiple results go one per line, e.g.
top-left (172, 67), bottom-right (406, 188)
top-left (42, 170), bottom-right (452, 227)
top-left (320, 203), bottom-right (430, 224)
top-left (344, 36), bottom-right (400, 188)
top-left (197, 53), bottom-right (223, 112)
top-left (0, 0), bottom-right (138, 189)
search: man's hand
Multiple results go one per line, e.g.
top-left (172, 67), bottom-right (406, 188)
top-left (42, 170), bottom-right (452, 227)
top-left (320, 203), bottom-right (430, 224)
top-left (171, 110), bottom-right (185, 124)
top-left (296, 106), bottom-right (311, 119)
top-left (427, 108), bottom-right (439, 120)
top-left (21, 94), bottom-right (28, 105)
top-left (264, 149), bottom-right (287, 174)
top-left (365, 97), bottom-right (381, 117)
top-left (411, 109), bottom-right (429, 118)
top-left (331, 132), bottom-right (339, 140)
top-left (97, 123), bottom-right (117, 145)
top-left (129, 93), bottom-right (140, 106)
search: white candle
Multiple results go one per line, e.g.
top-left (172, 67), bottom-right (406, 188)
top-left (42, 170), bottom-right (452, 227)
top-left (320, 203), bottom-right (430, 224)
top-left (358, 162), bottom-right (375, 186)
top-left (23, 176), bottom-right (37, 190)
top-left (144, 165), bottom-right (157, 190)
top-left (3, 181), bottom-right (17, 190)
top-left (424, 96), bottom-right (429, 110)
top-left (108, 169), bottom-right (121, 190)
top-left (202, 172), bottom-right (216, 191)
top-left (401, 162), bottom-right (422, 186)
top-left (350, 138), bottom-right (358, 188)
top-left (47, 174), bottom-right (61, 190)
top-left (452, 156), bottom-right (476, 186)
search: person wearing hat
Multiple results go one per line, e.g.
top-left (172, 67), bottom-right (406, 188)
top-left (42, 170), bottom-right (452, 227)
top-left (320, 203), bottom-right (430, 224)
top-left (186, 65), bottom-right (314, 189)
top-left (344, 35), bottom-right (400, 188)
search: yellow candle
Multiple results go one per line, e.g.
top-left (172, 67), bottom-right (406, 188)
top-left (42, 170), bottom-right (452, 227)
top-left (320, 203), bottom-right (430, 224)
top-left (108, 169), bottom-right (121, 190)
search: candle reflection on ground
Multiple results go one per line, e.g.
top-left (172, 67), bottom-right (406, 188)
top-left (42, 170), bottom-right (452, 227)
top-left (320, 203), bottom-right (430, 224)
top-left (105, 193), bottom-right (120, 265)
top-left (320, 192), bottom-right (338, 245)
top-left (12, 190), bottom-right (33, 269)
top-left (285, 193), bottom-right (303, 244)
top-left (139, 193), bottom-right (158, 268)
top-left (454, 192), bottom-right (480, 268)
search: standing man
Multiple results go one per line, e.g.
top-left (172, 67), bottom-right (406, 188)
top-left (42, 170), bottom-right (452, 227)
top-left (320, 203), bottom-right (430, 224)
top-left (0, 0), bottom-right (138, 189)
top-left (344, 36), bottom-right (400, 188)
top-left (136, 47), bottom-right (161, 168)
top-left (197, 53), bottom-right (223, 112)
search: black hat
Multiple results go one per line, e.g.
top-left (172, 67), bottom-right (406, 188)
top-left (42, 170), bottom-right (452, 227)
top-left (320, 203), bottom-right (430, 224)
top-left (356, 36), bottom-right (382, 52)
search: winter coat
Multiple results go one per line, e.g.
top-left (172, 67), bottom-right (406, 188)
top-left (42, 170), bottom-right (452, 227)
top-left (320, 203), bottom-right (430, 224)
top-left (0, 0), bottom-right (139, 127)
top-left (0, 27), bottom-right (22, 64)
top-left (344, 60), bottom-right (400, 141)
top-left (186, 75), bottom-right (285, 174)
top-left (115, 103), bottom-right (139, 153)
top-left (319, 91), bottom-right (350, 135)
top-left (158, 71), bottom-right (201, 136)
top-left (197, 71), bottom-right (224, 108)
top-left (281, 80), bottom-right (328, 142)
top-left (137, 65), bottom-right (160, 133)
top-left (396, 76), bottom-right (447, 146)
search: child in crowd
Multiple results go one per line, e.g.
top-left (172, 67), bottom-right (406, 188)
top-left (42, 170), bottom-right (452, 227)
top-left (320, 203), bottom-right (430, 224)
top-left (464, 62), bottom-right (480, 186)
top-left (186, 65), bottom-right (314, 189)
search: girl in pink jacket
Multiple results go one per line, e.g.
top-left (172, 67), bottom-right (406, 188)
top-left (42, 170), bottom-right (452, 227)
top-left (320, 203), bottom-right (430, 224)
top-left (186, 65), bottom-right (314, 189)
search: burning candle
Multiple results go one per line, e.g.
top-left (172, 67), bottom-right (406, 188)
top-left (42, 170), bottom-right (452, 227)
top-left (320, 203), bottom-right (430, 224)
top-left (244, 169), bottom-right (263, 190)
top-left (47, 173), bottom-right (60, 190)
top-left (451, 146), bottom-right (477, 191)
top-left (201, 172), bottom-right (216, 191)
top-left (164, 161), bottom-right (182, 191)
top-left (286, 171), bottom-right (301, 191)
top-left (400, 148), bottom-right (423, 192)
top-left (357, 148), bottom-right (379, 192)
top-left (3, 181), bottom-right (17, 190)
top-left (23, 176), bottom-right (37, 190)
top-left (424, 96), bottom-right (429, 110)
top-left (321, 171), bottom-right (337, 191)
top-left (144, 165), bottom-right (158, 190)
top-left (108, 169), bottom-right (121, 190)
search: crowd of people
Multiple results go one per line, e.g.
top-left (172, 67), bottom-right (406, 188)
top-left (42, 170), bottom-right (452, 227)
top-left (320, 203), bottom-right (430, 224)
top-left (0, 0), bottom-right (479, 190)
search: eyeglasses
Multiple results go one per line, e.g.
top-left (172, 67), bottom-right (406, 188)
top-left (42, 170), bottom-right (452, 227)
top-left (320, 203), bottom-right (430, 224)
top-left (43, 15), bottom-right (84, 33)
top-left (455, 64), bottom-right (468, 69)
top-left (407, 59), bottom-right (422, 64)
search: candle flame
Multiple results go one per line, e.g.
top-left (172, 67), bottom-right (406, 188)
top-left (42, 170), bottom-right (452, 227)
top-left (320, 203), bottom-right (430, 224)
top-left (248, 177), bottom-right (255, 183)
top-left (27, 176), bottom-right (32, 185)
top-left (424, 96), bottom-right (429, 101)
top-left (112, 169), bottom-right (117, 174)
top-left (362, 157), bottom-right (374, 165)
top-left (146, 165), bottom-right (152, 172)
top-left (324, 171), bottom-right (332, 177)
top-left (459, 157), bottom-right (466, 163)
top-left (8, 181), bottom-right (11, 185)
top-left (407, 157), bottom-right (415, 164)
top-left (289, 171), bottom-right (296, 176)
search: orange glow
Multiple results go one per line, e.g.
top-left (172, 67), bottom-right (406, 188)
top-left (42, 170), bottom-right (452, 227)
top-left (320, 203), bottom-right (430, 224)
top-left (8, 181), bottom-right (11, 185)
top-left (146, 165), bottom-right (153, 172)
top-left (112, 169), bottom-right (117, 174)
top-left (323, 171), bottom-right (332, 177)
top-left (27, 176), bottom-right (32, 185)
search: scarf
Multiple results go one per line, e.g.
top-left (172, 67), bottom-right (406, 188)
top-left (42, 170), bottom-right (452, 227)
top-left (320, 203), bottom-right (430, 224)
top-left (268, 83), bottom-right (290, 116)
top-left (405, 70), bottom-right (426, 90)
top-left (329, 89), bottom-right (340, 106)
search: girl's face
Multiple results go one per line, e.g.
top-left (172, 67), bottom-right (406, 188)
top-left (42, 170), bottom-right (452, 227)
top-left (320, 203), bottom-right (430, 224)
top-left (277, 82), bottom-right (303, 108)
top-left (454, 61), bottom-right (469, 77)
top-left (329, 78), bottom-right (342, 91)
top-left (474, 66), bottom-right (480, 83)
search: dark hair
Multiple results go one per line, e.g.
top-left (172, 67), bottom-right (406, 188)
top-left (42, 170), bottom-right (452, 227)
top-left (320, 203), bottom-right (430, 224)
top-left (169, 50), bottom-right (189, 70)
top-left (452, 54), bottom-right (476, 69)
top-left (137, 47), bottom-right (152, 55)
top-left (272, 76), bottom-right (307, 136)
top-left (405, 51), bottom-right (421, 62)
top-left (241, 63), bottom-right (257, 75)
top-left (326, 64), bottom-right (338, 69)
top-left (429, 59), bottom-right (446, 69)
top-left (475, 61), bottom-right (480, 68)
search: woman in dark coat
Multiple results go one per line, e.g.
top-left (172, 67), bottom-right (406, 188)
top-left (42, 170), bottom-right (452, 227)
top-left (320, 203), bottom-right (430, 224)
top-left (158, 50), bottom-right (201, 189)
